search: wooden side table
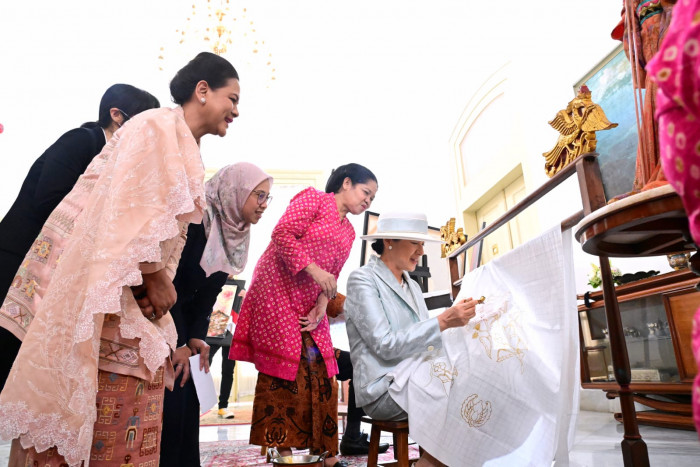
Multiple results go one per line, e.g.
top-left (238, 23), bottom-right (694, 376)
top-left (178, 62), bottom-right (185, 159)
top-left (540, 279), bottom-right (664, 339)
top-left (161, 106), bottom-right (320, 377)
top-left (574, 183), bottom-right (693, 467)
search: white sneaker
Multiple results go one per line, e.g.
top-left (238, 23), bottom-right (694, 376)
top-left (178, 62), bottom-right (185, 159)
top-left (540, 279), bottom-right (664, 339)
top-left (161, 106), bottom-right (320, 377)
top-left (217, 408), bottom-right (235, 419)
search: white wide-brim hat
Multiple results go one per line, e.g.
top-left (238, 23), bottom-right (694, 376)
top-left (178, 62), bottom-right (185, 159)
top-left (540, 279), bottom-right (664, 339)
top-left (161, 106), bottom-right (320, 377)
top-left (361, 212), bottom-right (444, 243)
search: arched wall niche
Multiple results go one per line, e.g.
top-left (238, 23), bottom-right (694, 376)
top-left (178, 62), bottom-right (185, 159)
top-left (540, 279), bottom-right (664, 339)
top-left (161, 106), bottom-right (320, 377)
top-left (449, 62), bottom-right (538, 264)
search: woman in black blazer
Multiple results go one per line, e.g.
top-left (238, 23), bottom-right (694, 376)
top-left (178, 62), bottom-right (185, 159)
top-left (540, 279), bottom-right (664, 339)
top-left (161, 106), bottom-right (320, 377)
top-left (0, 83), bottom-right (159, 389)
top-left (157, 162), bottom-right (273, 467)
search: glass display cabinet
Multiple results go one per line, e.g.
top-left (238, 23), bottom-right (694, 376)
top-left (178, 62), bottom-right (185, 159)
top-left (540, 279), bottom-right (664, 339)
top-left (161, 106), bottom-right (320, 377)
top-left (578, 269), bottom-right (699, 430)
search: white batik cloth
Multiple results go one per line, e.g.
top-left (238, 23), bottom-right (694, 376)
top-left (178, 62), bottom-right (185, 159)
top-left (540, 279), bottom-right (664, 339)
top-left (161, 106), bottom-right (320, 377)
top-left (388, 226), bottom-right (579, 466)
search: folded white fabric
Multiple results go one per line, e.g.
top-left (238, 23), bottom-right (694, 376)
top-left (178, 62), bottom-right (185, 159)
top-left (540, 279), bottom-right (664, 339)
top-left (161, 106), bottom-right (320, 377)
top-left (388, 226), bottom-right (579, 466)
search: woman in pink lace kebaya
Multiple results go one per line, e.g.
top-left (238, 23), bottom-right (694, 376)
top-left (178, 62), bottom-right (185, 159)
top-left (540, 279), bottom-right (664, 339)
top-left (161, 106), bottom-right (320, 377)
top-left (0, 52), bottom-right (241, 467)
top-left (646, 0), bottom-right (700, 436)
top-left (231, 164), bottom-right (378, 467)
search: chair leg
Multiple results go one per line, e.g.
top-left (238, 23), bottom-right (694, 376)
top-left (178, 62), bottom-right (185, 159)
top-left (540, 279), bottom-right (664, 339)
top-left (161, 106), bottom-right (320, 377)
top-left (395, 431), bottom-right (409, 467)
top-left (393, 432), bottom-right (399, 460)
top-left (367, 426), bottom-right (381, 467)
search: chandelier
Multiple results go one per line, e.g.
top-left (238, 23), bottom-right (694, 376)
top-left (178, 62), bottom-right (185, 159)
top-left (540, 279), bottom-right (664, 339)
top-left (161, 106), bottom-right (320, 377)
top-left (158, 0), bottom-right (276, 86)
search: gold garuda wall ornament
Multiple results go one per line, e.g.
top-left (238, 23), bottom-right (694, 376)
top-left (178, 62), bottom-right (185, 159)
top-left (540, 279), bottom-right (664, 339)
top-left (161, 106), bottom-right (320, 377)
top-left (543, 85), bottom-right (618, 177)
top-left (440, 218), bottom-right (467, 258)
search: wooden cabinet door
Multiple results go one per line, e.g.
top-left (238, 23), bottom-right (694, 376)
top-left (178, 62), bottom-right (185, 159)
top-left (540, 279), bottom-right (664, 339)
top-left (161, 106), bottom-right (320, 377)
top-left (665, 289), bottom-right (700, 382)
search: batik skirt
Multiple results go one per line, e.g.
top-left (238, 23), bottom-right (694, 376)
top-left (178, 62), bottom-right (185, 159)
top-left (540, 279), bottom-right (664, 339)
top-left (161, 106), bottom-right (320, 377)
top-left (250, 332), bottom-right (339, 456)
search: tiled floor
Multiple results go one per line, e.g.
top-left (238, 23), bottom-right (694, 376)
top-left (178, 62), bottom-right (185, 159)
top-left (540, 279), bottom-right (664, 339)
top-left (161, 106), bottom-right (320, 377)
top-left (2, 410), bottom-right (699, 465)
top-left (567, 411), bottom-right (700, 466)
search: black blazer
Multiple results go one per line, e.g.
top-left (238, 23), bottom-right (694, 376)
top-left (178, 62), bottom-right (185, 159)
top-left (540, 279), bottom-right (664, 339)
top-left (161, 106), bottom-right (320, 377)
top-left (170, 223), bottom-right (228, 347)
top-left (0, 125), bottom-right (106, 303)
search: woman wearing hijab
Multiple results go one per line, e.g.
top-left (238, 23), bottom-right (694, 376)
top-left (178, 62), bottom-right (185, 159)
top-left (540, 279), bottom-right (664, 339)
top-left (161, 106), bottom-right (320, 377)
top-left (0, 84), bottom-right (160, 390)
top-left (159, 162), bottom-right (273, 467)
top-left (0, 51), bottom-right (241, 467)
top-left (231, 163), bottom-right (378, 467)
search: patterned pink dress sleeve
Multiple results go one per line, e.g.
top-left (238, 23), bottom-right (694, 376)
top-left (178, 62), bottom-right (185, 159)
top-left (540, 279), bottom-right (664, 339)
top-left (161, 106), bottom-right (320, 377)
top-left (230, 187), bottom-right (354, 380)
top-left (647, 0), bottom-right (700, 436)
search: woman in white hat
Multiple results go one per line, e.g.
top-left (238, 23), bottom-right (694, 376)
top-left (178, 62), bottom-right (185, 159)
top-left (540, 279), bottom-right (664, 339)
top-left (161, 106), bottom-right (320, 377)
top-left (344, 211), bottom-right (478, 467)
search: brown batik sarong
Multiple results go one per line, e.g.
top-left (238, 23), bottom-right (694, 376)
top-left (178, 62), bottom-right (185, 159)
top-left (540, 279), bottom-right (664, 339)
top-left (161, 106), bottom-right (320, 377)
top-left (9, 368), bottom-right (165, 467)
top-left (250, 332), bottom-right (339, 456)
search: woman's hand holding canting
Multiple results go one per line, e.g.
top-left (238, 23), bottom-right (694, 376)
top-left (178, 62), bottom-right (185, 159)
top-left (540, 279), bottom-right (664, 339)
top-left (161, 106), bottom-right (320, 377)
top-left (438, 298), bottom-right (478, 331)
top-left (304, 263), bottom-right (337, 299)
top-left (299, 294), bottom-right (328, 332)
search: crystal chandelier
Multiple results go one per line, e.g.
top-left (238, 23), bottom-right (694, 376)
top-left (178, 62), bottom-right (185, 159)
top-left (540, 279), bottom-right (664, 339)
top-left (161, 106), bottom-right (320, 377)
top-left (158, 0), bottom-right (276, 85)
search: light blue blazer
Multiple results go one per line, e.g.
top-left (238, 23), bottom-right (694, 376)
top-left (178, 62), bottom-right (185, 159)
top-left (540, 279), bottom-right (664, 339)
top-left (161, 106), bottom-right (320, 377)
top-left (345, 255), bottom-right (442, 408)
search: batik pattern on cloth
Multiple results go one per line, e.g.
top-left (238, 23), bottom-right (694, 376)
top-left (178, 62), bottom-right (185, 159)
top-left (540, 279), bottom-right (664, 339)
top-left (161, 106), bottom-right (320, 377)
top-left (231, 187), bottom-right (355, 381)
top-left (8, 368), bottom-right (166, 467)
top-left (646, 0), bottom-right (700, 436)
top-left (388, 227), bottom-right (579, 466)
top-left (249, 333), bottom-right (339, 456)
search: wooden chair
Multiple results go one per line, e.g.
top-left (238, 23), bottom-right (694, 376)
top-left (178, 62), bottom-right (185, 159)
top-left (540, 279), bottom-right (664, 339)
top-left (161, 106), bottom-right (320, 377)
top-left (361, 416), bottom-right (419, 467)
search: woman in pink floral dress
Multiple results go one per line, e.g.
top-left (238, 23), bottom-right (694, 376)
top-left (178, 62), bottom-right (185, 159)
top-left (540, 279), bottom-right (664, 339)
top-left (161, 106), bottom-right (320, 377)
top-left (231, 163), bottom-right (378, 467)
top-left (647, 0), bottom-right (700, 435)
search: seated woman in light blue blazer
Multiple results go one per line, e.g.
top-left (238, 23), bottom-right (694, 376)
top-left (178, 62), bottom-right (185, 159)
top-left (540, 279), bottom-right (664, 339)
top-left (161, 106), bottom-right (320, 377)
top-left (344, 212), bottom-right (478, 466)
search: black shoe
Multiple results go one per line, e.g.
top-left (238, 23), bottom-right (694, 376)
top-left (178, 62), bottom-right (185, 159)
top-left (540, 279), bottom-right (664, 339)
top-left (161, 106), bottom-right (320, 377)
top-left (339, 432), bottom-right (390, 456)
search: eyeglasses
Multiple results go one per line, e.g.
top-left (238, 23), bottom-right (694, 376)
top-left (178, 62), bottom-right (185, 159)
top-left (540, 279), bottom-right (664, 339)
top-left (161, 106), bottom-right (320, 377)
top-left (114, 108), bottom-right (132, 128)
top-left (116, 108), bottom-right (132, 121)
top-left (251, 189), bottom-right (272, 206)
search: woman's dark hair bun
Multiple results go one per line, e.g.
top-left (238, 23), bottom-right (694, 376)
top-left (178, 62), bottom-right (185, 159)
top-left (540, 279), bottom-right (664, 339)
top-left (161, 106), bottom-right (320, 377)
top-left (170, 52), bottom-right (239, 105)
top-left (371, 239), bottom-right (384, 255)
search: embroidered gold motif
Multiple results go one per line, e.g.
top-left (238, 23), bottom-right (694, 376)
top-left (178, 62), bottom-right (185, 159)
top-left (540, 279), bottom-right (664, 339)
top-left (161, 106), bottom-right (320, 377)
top-left (140, 426), bottom-right (159, 457)
top-left (429, 360), bottom-right (459, 396)
top-left (461, 394), bottom-right (492, 427)
top-left (471, 297), bottom-right (528, 372)
top-left (91, 430), bottom-right (116, 461)
top-left (21, 278), bottom-right (39, 299)
top-left (98, 372), bottom-right (129, 392)
top-left (144, 396), bottom-right (161, 422)
top-left (31, 235), bottom-right (53, 262)
top-left (97, 396), bottom-right (122, 424)
top-left (147, 368), bottom-right (165, 391)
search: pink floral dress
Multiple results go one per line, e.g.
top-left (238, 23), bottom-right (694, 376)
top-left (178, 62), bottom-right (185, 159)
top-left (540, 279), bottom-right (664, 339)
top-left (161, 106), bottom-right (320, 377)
top-left (647, 0), bottom-right (700, 435)
top-left (230, 187), bottom-right (354, 380)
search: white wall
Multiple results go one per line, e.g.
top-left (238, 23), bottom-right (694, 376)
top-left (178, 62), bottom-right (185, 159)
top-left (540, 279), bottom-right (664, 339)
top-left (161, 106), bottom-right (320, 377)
top-left (0, 1), bottom-right (673, 292)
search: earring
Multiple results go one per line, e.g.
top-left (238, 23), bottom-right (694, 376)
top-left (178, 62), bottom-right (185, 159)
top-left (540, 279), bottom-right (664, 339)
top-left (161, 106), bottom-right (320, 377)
top-left (388, 245), bottom-right (393, 250)
top-left (200, 97), bottom-right (206, 104)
